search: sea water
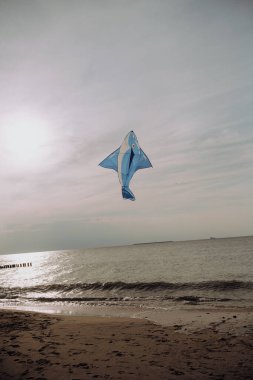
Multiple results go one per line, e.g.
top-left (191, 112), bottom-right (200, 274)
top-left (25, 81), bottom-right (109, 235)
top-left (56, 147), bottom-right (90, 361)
top-left (0, 236), bottom-right (253, 318)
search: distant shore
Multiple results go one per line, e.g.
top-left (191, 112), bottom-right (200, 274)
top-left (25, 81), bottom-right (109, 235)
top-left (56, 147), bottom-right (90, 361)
top-left (132, 235), bottom-right (253, 246)
top-left (132, 241), bottom-right (174, 245)
top-left (1, 235), bottom-right (252, 255)
top-left (1, 308), bottom-right (253, 379)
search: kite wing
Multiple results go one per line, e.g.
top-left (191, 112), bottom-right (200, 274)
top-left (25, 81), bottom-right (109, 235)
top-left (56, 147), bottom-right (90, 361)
top-left (99, 147), bottom-right (120, 172)
top-left (135, 149), bottom-right (152, 171)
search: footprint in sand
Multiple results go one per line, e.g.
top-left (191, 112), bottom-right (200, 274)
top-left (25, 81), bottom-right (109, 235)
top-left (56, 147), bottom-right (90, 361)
top-left (36, 358), bottom-right (50, 365)
top-left (73, 362), bottom-right (90, 369)
top-left (7, 350), bottom-right (21, 357)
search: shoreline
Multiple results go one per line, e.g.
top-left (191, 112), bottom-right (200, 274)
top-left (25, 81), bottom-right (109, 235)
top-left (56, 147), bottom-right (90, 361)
top-left (1, 308), bottom-right (253, 379)
top-left (1, 301), bottom-right (253, 332)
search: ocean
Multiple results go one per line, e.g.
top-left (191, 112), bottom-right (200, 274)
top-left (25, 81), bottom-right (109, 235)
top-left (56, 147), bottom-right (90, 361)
top-left (0, 236), bottom-right (253, 321)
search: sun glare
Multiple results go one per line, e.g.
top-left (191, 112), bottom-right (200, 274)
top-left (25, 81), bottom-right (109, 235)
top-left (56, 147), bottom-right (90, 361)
top-left (1, 112), bottom-right (52, 170)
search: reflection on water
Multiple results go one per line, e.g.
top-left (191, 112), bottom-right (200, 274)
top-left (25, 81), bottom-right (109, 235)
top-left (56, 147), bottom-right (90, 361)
top-left (0, 251), bottom-right (57, 287)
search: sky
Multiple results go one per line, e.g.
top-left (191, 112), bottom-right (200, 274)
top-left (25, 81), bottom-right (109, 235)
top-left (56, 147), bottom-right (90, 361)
top-left (0, 0), bottom-right (253, 254)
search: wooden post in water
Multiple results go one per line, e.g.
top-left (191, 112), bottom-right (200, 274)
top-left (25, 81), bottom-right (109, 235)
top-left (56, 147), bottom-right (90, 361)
top-left (0, 262), bottom-right (32, 270)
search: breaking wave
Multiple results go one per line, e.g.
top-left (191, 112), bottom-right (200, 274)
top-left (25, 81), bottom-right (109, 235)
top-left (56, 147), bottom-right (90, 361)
top-left (0, 280), bottom-right (252, 303)
top-left (1, 280), bottom-right (253, 293)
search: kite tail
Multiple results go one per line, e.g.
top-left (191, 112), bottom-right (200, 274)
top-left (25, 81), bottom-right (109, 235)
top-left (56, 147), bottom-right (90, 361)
top-left (122, 186), bottom-right (135, 201)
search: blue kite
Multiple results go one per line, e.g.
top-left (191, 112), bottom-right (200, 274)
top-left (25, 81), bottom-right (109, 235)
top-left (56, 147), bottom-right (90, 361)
top-left (99, 131), bottom-right (152, 201)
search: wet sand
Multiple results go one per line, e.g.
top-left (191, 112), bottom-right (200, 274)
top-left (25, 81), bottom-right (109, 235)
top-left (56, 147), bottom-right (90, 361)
top-left (0, 309), bottom-right (253, 379)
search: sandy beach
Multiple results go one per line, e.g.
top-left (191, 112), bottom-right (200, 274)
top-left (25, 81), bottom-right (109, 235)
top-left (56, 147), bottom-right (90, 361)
top-left (0, 309), bottom-right (253, 379)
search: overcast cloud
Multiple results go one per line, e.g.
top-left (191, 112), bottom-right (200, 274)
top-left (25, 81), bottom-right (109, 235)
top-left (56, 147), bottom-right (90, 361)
top-left (0, 0), bottom-right (253, 254)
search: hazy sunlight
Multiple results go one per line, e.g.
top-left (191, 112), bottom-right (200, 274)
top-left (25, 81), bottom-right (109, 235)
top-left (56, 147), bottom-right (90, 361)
top-left (1, 111), bottom-right (52, 170)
